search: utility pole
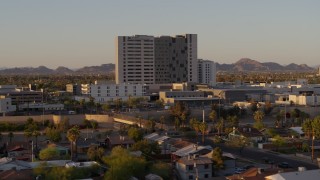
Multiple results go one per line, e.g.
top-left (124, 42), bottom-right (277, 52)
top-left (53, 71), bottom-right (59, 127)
top-left (312, 128), bottom-right (315, 162)
top-left (202, 102), bottom-right (205, 123)
top-left (31, 141), bottom-right (34, 162)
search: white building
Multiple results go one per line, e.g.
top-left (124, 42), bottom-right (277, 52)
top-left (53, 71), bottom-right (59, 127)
top-left (81, 81), bottom-right (148, 103)
top-left (116, 35), bottom-right (155, 84)
top-left (18, 103), bottom-right (64, 111)
top-left (289, 94), bottom-right (320, 106)
top-left (198, 59), bottom-right (216, 86)
top-left (0, 96), bottom-right (16, 115)
top-left (175, 155), bottom-right (213, 180)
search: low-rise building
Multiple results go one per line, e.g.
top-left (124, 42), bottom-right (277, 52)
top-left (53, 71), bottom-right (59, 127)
top-left (0, 96), bottom-right (16, 115)
top-left (176, 155), bottom-right (213, 180)
top-left (265, 168), bottom-right (320, 180)
top-left (18, 103), bottom-right (64, 111)
top-left (66, 84), bottom-right (81, 95)
top-left (289, 94), bottom-right (320, 106)
top-left (228, 126), bottom-right (264, 143)
top-left (81, 81), bottom-right (148, 103)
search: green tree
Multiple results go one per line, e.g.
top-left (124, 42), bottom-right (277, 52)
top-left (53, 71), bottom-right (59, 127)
top-left (67, 126), bottom-right (81, 160)
top-left (265, 128), bottom-right (277, 138)
top-left (174, 118), bottom-right (180, 131)
top-left (170, 102), bottom-right (190, 123)
top-left (39, 147), bottom-right (60, 160)
top-left (87, 145), bottom-right (105, 161)
top-left (159, 115), bottom-right (165, 130)
top-left (226, 115), bottom-right (239, 128)
top-left (312, 116), bottom-right (320, 139)
top-left (272, 135), bottom-right (286, 151)
top-left (302, 118), bottom-right (313, 139)
top-left (211, 147), bottom-right (224, 170)
top-left (24, 130), bottom-right (33, 142)
top-left (155, 99), bottom-right (164, 108)
top-left (253, 110), bottom-right (265, 122)
top-left (209, 110), bottom-right (217, 123)
top-left (128, 127), bottom-right (143, 142)
top-left (250, 102), bottom-right (258, 112)
top-left (33, 130), bottom-right (41, 149)
top-left (215, 118), bottom-right (224, 135)
top-left (58, 117), bottom-right (70, 132)
top-left (263, 101), bottom-right (273, 115)
top-left (253, 120), bottom-right (265, 130)
top-left (189, 118), bottom-right (200, 140)
top-left (45, 127), bottom-right (62, 142)
top-left (226, 136), bottom-right (249, 154)
top-left (150, 162), bottom-right (171, 180)
top-left (199, 122), bottom-right (208, 143)
top-left (253, 110), bottom-right (265, 130)
top-left (102, 103), bottom-right (111, 112)
top-left (131, 140), bottom-right (161, 159)
top-left (146, 119), bottom-right (156, 132)
top-left (90, 120), bottom-right (98, 130)
top-left (83, 119), bottom-right (90, 128)
top-left (103, 146), bottom-right (147, 180)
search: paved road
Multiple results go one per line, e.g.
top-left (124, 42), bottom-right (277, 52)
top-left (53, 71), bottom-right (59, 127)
top-left (199, 138), bottom-right (319, 170)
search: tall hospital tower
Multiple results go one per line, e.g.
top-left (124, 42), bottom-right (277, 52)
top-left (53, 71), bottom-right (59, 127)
top-left (116, 34), bottom-right (198, 84)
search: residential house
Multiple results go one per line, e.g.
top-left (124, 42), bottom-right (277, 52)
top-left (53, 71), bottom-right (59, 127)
top-left (172, 143), bottom-right (212, 162)
top-left (144, 133), bottom-right (170, 154)
top-left (176, 155), bottom-right (213, 180)
top-left (0, 157), bottom-right (31, 171)
top-left (265, 168), bottom-right (320, 180)
top-left (228, 126), bottom-right (264, 143)
top-left (0, 169), bottom-right (33, 180)
top-left (226, 167), bottom-right (292, 180)
top-left (105, 135), bottom-right (134, 149)
top-left (6, 142), bottom-right (31, 161)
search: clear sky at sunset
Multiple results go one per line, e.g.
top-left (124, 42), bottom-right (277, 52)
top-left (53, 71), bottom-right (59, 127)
top-left (1, 0), bottom-right (319, 68)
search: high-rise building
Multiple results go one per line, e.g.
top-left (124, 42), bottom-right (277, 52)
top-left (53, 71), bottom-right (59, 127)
top-left (116, 35), bottom-right (155, 84)
top-left (116, 34), bottom-right (197, 84)
top-left (155, 34), bottom-right (197, 84)
top-left (198, 59), bottom-right (216, 86)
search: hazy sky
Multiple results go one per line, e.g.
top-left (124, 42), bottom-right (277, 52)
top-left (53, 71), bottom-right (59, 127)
top-left (1, 0), bottom-right (319, 68)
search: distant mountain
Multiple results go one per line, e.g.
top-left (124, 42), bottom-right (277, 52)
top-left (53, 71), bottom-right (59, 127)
top-left (55, 66), bottom-right (74, 74)
top-left (75, 64), bottom-right (115, 74)
top-left (0, 64), bottom-right (115, 75)
top-left (216, 58), bottom-right (315, 72)
top-left (0, 59), bottom-right (314, 75)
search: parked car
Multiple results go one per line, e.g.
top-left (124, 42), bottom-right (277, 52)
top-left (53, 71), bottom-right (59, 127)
top-left (244, 165), bottom-right (255, 170)
top-left (234, 167), bottom-right (246, 174)
top-left (262, 157), bottom-right (274, 164)
top-left (278, 162), bottom-right (291, 168)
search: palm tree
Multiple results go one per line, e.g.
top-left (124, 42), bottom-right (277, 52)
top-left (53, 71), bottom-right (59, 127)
top-left (253, 110), bottom-right (265, 122)
top-left (8, 132), bottom-right (14, 143)
top-left (24, 130), bottom-right (33, 142)
top-left (215, 118), bottom-right (224, 135)
top-left (67, 126), bottom-right (81, 160)
top-left (190, 118), bottom-right (200, 141)
top-left (174, 118), bottom-right (180, 131)
top-left (209, 110), bottom-right (217, 123)
top-left (32, 130), bottom-right (41, 150)
top-left (199, 122), bottom-right (208, 143)
top-left (159, 116), bottom-right (165, 130)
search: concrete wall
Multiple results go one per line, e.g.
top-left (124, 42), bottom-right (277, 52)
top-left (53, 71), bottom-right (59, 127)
top-left (0, 115), bottom-right (53, 124)
top-left (0, 114), bottom-right (113, 128)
